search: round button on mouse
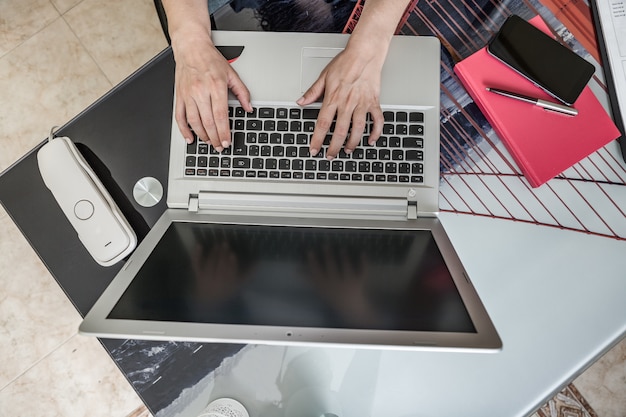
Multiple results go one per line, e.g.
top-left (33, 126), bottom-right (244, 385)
top-left (74, 199), bottom-right (94, 220)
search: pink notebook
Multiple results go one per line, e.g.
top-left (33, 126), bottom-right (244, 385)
top-left (454, 16), bottom-right (620, 188)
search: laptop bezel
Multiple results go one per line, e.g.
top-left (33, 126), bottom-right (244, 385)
top-left (79, 209), bottom-right (502, 352)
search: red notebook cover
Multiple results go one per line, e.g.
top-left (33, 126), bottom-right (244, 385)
top-left (454, 16), bottom-right (620, 188)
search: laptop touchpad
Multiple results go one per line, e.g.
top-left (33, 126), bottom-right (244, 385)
top-left (301, 47), bottom-right (343, 95)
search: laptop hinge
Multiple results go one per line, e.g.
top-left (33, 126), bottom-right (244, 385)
top-left (407, 190), bottom-right (418, 220)
top-left (188, 195), bottom-right (199, 212)
top-left (196, 191), bottom-right (410, 218)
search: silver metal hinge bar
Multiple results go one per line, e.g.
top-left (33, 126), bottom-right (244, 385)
top-left (197, 191), bottom-right (409, 218)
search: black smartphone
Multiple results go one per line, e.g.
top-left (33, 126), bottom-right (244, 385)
top-left (487, 15), bottom-right (595, 105)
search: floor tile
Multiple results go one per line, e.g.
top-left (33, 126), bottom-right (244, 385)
top-left (0, 335), bottom-right (145, 417)
top-left (0, 17), bottom-right (112, 173)
top-left (50, 0), bottom-right (83, 14)
top-left (0, 206), bottom-right (81, 390)
top-left (574, 337), bottom-right (626, 417)
top-left (0, 0), bottom-right (59, 58)
top-left (63, 0), bottom-right (168, 86)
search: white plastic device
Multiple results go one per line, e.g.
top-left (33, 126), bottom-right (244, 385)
top-left (37, 135), bottom-right (137, 267)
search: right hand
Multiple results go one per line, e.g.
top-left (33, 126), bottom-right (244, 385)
top-left (172, 34), bottom-right (252, 151)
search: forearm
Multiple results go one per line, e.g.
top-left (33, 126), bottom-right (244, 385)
top-left (347, 0), bottom-right (411, 60)
top-left (162, 0), bottom-right (213, 53)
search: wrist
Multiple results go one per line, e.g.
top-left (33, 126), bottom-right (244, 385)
top-left (344, 32), bottom-right (391, 67)
top-left (170, 24), bottom-right (213, 61)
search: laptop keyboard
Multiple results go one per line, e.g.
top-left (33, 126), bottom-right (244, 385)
top-left (184, 102), bottom-right (425, 184)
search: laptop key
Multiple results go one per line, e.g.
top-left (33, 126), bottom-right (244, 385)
top-left (296, 134), bottom-right (308, 145)
top-left (409, 112), bottom-right (424, 122)
top-left (233, 158), bottom-right (251, 169)
top-left (303, 108), bottom-right (320, 119)
top-left (292, 159), bottom-right (304, 170)
top-left (406, 150), bottom-right (424, 161)
top-left (272, 146), bottom-right (285, 157)
top-left (403, 137), bottom-right (423, 148)
top-left (289, 108), bottom-right (301, 119)
top-left (259, 108), bottom-right (274, 118)
top-left (263, 120), bottom-right (276, 131)
top-left (266, 159), bottom-right (277, 170)
top-left (252, 158), bottom-right (264, 169)
top-left (409, 125), bottom-right (424, 135)
top-left (279, 159), bottom-right (290, 170)
top-left (331, 160), bottom-right (343, 171)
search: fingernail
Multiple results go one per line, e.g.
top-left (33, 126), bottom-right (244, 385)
top-left (345, 148), bottom-right (353, 154)
top-left (327, 155), bottom-right (335, 160)
top-left (310, 148), bottom-right (318, 157)
top-left (296, 97), bottom-right (305, 105)
top-left (222, 141), bottom-right (230, 148)
top-left (185, 137), bottom-right (193, 144)
top-left (215, 146), bottom-right (224, 153)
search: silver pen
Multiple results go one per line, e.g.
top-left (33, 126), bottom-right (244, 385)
top-left (486, 87), bottom-right (578, 116)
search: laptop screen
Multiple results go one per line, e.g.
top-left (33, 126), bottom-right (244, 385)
top-left (107, 222), bottom-right (475, 333)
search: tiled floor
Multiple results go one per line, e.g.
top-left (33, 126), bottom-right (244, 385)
top-left (0, 1), bottom-right (624, 416)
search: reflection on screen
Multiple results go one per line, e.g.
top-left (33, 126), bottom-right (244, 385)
top-left (108, 222), bottom-right (475, 333)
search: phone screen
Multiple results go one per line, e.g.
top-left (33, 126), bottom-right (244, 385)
top-left (487, 15), bottom-right (595, 105)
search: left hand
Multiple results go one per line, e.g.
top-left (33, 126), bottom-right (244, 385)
top-left (297, 44), bottom-right (386, 159)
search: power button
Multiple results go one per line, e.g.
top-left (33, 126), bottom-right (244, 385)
top-left (74, 199), bottom-right (94, 220)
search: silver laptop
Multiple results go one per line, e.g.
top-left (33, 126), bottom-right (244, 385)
top-left (79, 31), bottom-right (501, 351)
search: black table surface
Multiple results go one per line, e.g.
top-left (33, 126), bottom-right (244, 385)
top-left (0, 48), bottom-right (245, 416)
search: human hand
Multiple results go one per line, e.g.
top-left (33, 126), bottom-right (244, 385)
top-left (172, 34), bottom-right (252, 152)
top-left (297, 45), bottom-right (386, 159)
